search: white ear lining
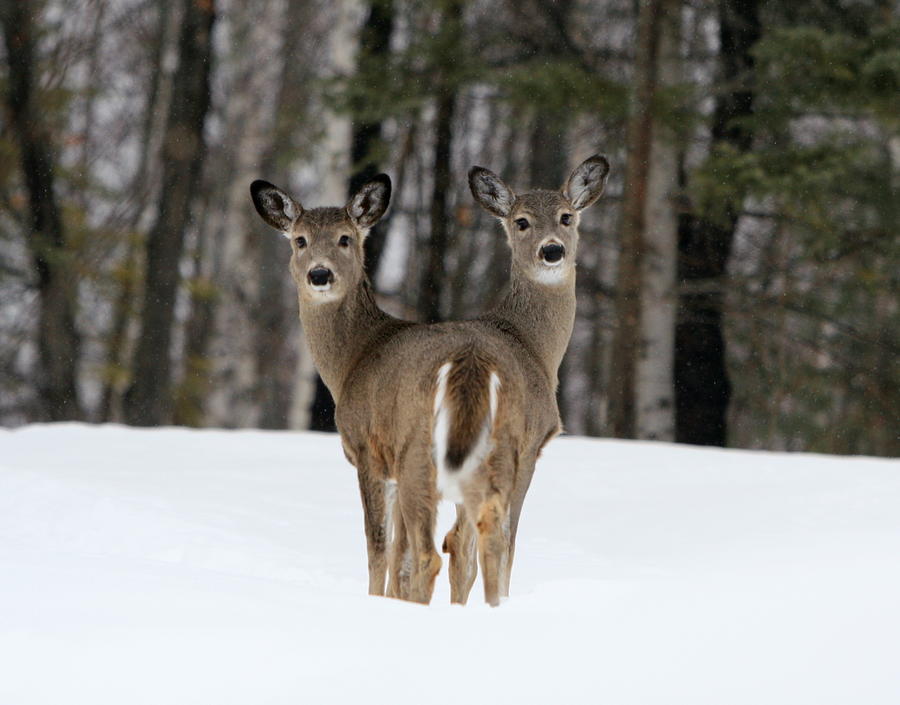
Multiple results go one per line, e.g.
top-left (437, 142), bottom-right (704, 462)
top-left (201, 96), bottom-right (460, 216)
top-left (564, 156), bottom-right (610, 210)
top-left (280, 197), bottom-right (301, 223)
top-left (347, 180), bottom-right (390, 228)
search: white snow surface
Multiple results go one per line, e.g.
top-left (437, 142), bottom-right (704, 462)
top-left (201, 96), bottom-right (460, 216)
top-left (1, 424), bottom-right (899, 704)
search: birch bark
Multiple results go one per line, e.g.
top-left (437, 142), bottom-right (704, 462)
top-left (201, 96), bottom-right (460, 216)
top-left (635, 0), bottom-right (681, 441)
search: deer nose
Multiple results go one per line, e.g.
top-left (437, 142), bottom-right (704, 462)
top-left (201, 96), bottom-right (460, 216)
top-left (307, 267), bottom-right (333, 287)
top-left (540, 242), bottom-right (565, 263)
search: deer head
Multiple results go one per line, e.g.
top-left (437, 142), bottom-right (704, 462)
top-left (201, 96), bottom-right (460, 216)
top-left (468, 155), bottom-right (610, 285)
top-left (250, 175), bottom-right (392, 303)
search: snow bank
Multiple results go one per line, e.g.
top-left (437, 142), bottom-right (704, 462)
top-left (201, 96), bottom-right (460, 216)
top-left (1, 424), bottom-right (898, 704)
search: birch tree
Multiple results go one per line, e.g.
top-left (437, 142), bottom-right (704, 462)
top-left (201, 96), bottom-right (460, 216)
top-left (180, 0), bottom-right (286, 428)
top-left (608, 0), bottom-right (682, 440)
top-left (635, 0), bottom-right (682, 441)
top-left (308, 0), bottom-right (362, 431)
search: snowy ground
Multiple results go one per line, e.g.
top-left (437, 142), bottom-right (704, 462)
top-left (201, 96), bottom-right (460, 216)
top-left (1, 424), bottom-right (899, 704)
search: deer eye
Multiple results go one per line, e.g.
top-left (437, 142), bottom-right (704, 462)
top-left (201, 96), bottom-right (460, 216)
top-left (295, 236), bottom-right (307, 249)
top-left (514, 218), bottom-right (529, 231)
top-left (560, 213), bottom-right (572, 226)
top-left (338, 235), bottom-right (351, 248)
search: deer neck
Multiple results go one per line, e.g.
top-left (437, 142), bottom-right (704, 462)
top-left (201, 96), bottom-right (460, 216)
top-left (486, 265), bottom-right (576, 383)
top-left (298, 278), bottom-right (393, 403)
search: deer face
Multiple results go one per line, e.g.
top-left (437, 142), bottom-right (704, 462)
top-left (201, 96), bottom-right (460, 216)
top-left (468, 155), bottom-right (610, 286)
top-left (250, 175), bottom-right (391, 304)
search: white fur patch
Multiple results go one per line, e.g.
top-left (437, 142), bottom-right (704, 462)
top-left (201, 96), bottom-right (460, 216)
top-left (433, 363), bottom-right (453, 498)
top-left (306, 289), bottom-right (341, 303)
top-left (432, 362), bottom-right (497, 504)
top-left (532, 239), bottom-right (568, 284)
top-left (489, 371), bottom-right (501, 421)
top-left (433, 362), bottom-right (451, 416)
top-left (383, 479), bottom-right (397, 544)
top-left (532, 265), bottom-right (568, 285)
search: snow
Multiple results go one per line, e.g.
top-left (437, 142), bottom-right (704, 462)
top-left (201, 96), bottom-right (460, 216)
top-left (1, 424), bottom-right (899, 704)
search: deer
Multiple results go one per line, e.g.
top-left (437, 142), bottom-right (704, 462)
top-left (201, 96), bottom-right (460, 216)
top-left (438, 155), bottom-right (611, 604)
top-left (249, 154), bottom-right (609, 606)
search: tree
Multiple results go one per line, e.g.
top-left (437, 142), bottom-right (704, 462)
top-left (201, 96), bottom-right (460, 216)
top-left (1, 0), bottom-right (83, 421)
top-left (123, 0), bottom-right (216, 426)
top-left (174, 0), bottom-right (287, 428)
top-left (699, 0), bottom-right (899, 455)
top-left (98, 0), bottom-right (175, 422)
top-left (608, 0), bottom-right (682, 440)
top-left (419, 0), bottom-right (464, 324)
top-left (351, 0), bottom-right (396, 277)
top-left (634, 0), bottom-right (682, 441)
top-left (309, 0), bottom-right (396, 432)
top-left (674, 0), bottom-right (759, 446)
top-left (255, 0), bottom-right (323, 431)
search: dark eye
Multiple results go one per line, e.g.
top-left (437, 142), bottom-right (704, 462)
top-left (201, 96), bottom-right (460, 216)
top-left (295, 236), bottom-right (307, 249)
top-left (560, 213), bottom-right (572, 226)
top-left (514, 218), bottom-right (529, 231)
top-left (338, 235), bottom-right (351, 247)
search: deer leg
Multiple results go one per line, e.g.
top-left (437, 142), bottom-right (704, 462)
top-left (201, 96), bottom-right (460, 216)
top-left (356, 465), bottom-right (389, 596)
top-left (397, 458), bottom-right (441, 605)
top-left (505, 454), bottom-right (537, 598)
top-left (442, 503), bottom-right (477, 605)
top-left (387, 501), bottom-right (411, 600)
top-left (474, 493), bottom-right (510, 607)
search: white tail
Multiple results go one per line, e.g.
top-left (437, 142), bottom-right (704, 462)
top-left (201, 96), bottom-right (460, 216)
top-left (432, 362), bottom-right (500, 503)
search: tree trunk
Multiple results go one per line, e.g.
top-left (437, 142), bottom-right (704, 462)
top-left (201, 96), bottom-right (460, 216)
top-left (418, 0), bottom-right (463, 325)
top-left (98, 0), bottom-right (174, 422)
top-left (635, 0), bottom-right (681, 441)
top-left (256, 226), bottom-right (295, 429)
top-left (351, 0), bottom-right (395, 277)
top-left (177, 0), bottom-right (287, 429)
top-left (76, 2), bottom-right (106, 213)
top-left (420, 85), bottom-right (458, 324)
top-left (608, 0), bottom-right (667, 439)
top-left (172, 228), bottom-right (216, 427)
top-left (123, 0), bottom-right (216, 426)
top-left (529, 112), bottom-right (567, 189)
top-left (307, 0), bottom-right (366, 433)
top-left (674, 0), bottom-right (759, 446)
top-left (308, 0), bottom-right (396, 433)
top-left (253, 0), bottom-right (320, 431)
top-left (1, 0), bottom-right (83, 421)
top-left (529, 109), bottom-right (572, 421)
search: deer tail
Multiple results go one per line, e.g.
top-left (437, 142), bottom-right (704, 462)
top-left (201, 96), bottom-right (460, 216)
top-left (432, 348), bottom-right (500, 503)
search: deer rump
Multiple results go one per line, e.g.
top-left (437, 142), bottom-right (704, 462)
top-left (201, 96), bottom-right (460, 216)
top-left (432, 347), bottom-right (501, 504)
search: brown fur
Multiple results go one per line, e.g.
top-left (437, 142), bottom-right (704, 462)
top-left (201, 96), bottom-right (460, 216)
top-left (443, 345), bottom-right (493, 470)
top-left (249, 156), bottom-right (609, 606)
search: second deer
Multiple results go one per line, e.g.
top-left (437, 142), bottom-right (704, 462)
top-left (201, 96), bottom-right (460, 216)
top-left (250, 154), bottom-right (609, 605)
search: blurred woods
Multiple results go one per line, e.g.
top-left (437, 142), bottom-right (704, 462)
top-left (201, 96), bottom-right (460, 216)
top-left (0, 0), bottom-right (897, 456)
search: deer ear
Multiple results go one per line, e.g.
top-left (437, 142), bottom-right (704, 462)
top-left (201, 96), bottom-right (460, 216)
top-left (468, 166), bottom-right (515, 218)
top-left (563, 155), bottom-right (610, 210)
top-left (347, 174), bottom-right (392, 229)
top-left (250, 180), bottom-right (303, 234)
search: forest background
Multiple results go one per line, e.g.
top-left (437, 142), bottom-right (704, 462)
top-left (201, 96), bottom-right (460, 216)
top-left (0, 0), bottom-right (896, 456)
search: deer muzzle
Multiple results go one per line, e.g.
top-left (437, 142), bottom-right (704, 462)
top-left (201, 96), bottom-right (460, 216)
top-left (307, 266), bottom-right (334, 290)
top-left (539, 241), bottom-right (565, 265)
